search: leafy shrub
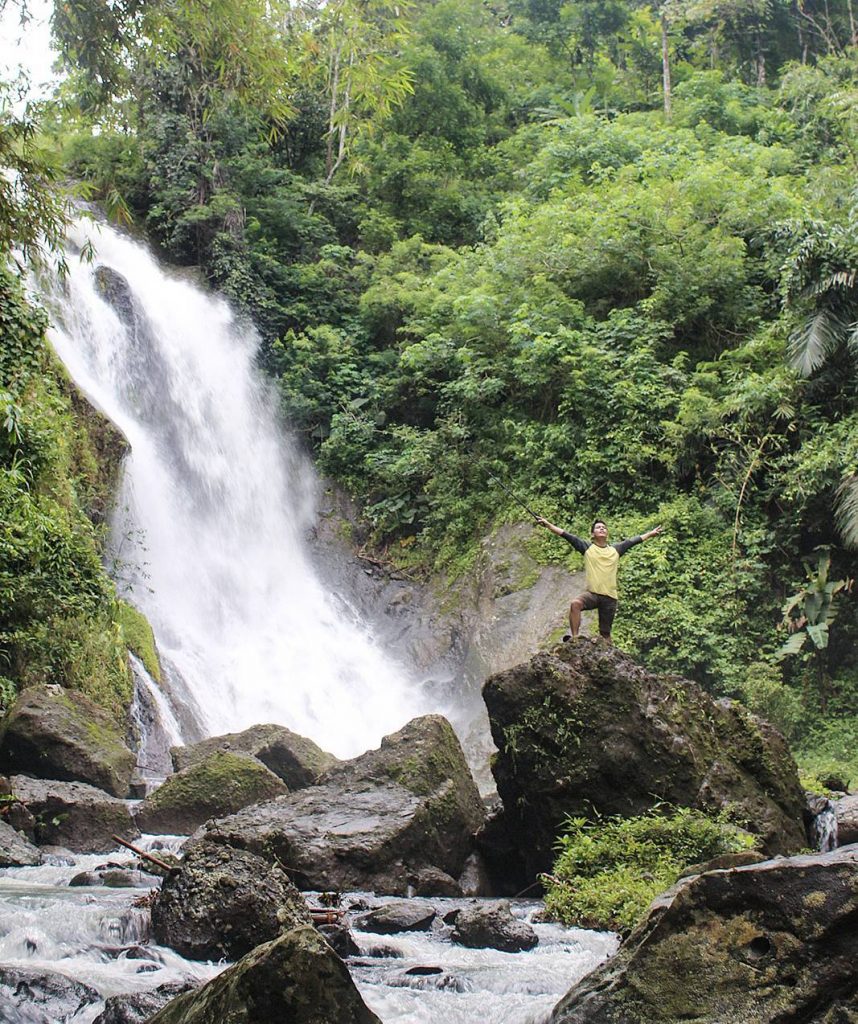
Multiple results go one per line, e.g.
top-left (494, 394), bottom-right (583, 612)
top-left (543, 807), bottom-right (757, 934)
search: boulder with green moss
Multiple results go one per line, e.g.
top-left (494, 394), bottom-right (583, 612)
top-left (147, 924), bottom-right (381, 1024)
top-left (484, 640), bottom-right (807, 881)
top-left (549, 846), bottom-right (858, 1024)
top-left (0, 684), bottom-right (136, 797)
top-left (151, 838), bottom-right (311, 960)
top-left (134, 751), bottom-right (288, 834)
top-left (171, 724), bottom-right (336, 789)
top-left (199, 715), bottom-right (485, 894)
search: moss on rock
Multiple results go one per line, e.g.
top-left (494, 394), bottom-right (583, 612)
top-left (135, 751), bottom-right (288, 834)
top-left (115, 600), bottom-right (161, 683)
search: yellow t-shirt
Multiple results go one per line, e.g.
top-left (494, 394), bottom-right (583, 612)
top-left (583, 543), bottom-right (621, 599)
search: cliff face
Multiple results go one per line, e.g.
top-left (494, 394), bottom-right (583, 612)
top-left (483, 638), bottom-right (807, 881)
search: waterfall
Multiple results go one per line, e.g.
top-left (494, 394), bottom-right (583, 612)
top-left (38, 219), bottom-right (434, 759)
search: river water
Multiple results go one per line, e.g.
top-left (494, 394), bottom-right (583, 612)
top-left (0, 841), bottom-right (617, 1023)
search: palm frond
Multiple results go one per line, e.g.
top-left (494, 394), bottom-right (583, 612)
top-left (834, 474), bottom-right (858, 550)
top-left (788, 308), bottom-right (844, 377)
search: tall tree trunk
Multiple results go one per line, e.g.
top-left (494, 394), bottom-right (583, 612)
top-left (755, 26), bottom-right (766, 86)
top-left (847, 0), bottom-right (857, 43)
top-left (661, 13), bottom-right (671, 119)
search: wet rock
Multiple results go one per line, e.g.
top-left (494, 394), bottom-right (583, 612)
top-left (451, 900), bottom-right (538, 952)
top-left (171, 724), bottom-right (337, 788)
top-left (549, 846), bottom-right (858, 1024)
top-left (315, 921), bottom-right (361, 957)
top-left (151, 838), bottom-right (311, 960)
top-left (200, 715), bottom-right (485, 894)
top-left (0, 684), bottom-right (136, 797)
top-left (4, 797), bottom-right (37, 839)
top-left (0, 816), bottom-right (42, 867)
top-left (413, 866), bottom-right (462, 897)
top-left (146, 925), bottom-right (382, 1024)
top-left (458, 850), bottom-right (494, 896)
top-left (92, 982), bottom-right (198, 1024)
top-left (135, 751), bottom-right (288, 834)
top-left (353, 901), bottom-right (436, 934)
top-left (835, 794), bottom-right (858, 846)
top-left (69, 868), bottom-right (155, 888)
top-left (0, 965), bottom-right (100, 1023)
top-left (9, 776), bottom-right (139, 853)
top-left (484, 640), bottom-right (807, 879)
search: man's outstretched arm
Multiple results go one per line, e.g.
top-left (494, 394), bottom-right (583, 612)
top-left (615, 525), bottom-right (664, 555)
top-left (536, 516), bottom-right (589, 554)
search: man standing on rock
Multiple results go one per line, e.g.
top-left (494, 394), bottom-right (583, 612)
top-left (536, 516), bottom-right (663, 642)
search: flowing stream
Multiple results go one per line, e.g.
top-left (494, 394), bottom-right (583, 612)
top-left (0, 844), bottom-right (617, 1024)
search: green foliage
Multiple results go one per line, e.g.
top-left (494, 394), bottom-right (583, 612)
top-left (543, 807), bottom-right (758, 934)
top-left (0, 266), bottom-right (130, 720)
top-left (114, 600), bottom-right (161, 684)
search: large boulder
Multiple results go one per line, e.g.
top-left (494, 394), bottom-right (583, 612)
top-left (135, 751), bottom-right (288, 834)
top-left (483, 641), bottom-right (806, 879)
top-left (171, 724), bottom-right (337, 789)
top-left (9, 776), bottom-right (139, 853)
top-left (0, 816), bottom-right (42, 866)
top-left (548, 846), bottom-right (858, 1024)
top-left (147, 925), bottom-right (382, 1024)
top-left (0, 684), bottom-right (136, 797)
top-left (151, 838), bottom-right (311, 961)
top-left (199, 715), bottom-right (485, 894)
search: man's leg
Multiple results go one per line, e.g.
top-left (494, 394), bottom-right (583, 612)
top-left (569, 598), bottom-right (584, 637)
top-left (596, 596), bottom-right (618, 643)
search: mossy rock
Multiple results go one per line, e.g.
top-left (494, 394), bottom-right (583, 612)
top-left (199, 715), bottom-right (485, 895)
top-left (483, 639), bottom-right (807, 882)
top-left (0, 684), bottom-right (136, 797)
top-left (147, 924), bottom-right (381, 1024)
top-left (152, 839), bottom-right (310, 960)
top-left (171, 724), bottom-right (336, 789)
top-left (549, 847), bottom-right (858, 1024)
top-left (135, 751), bottom-right (288, 834)
top-left (115, 600), bottom-right (162, 683)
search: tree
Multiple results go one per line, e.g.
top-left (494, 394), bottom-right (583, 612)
top-left (291, 0), bottom-right (415, 184)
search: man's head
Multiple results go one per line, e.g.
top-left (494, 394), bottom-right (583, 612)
top-left (591, 519), bottom-right (608, 544)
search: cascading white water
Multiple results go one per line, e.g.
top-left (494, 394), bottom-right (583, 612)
top-left (39, 219), bottom-right (436, 759)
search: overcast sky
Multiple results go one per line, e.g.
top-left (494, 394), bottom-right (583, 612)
top-left (0, 0), bottom-right (59, 105)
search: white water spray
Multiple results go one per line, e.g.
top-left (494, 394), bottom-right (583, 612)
top-left (40, 220), bottom-right (433, 758)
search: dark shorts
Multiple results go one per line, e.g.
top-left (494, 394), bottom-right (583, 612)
top-left (575, 591), bottom-right (618, 637)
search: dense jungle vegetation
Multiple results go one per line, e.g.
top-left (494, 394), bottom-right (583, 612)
top-left (1, 0), bottom-right (857, 784)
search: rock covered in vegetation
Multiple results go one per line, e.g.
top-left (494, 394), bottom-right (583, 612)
top-left (92, 982), bottom-right (199, 1024)
top-left (151, 838), bottom-right (311, 961)
top-left (0, 684), bottom-right (136, 797)
top-left (483, 640), bottom-right (806, 879)
top-left (135, 751), bottom-right (288, 834)
top-left (451, 900), bottom-right (538, 952)
top-left (353, 901), bottom-right (437, 934)
top-left (0, 817), bottom-right (42, 866)
top-left (171, 724), bottom-right (337, 789)
top-left (8, 775), bottom-right (139, 853)
top-left (549, 846), bottom-right (858, 1024)
top-left (0, 965), bottom-right (101, 1023)
top-left (146, 925), bottom-right (382, 1024)
top-left (200, 715), bottom-right (485, 894)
